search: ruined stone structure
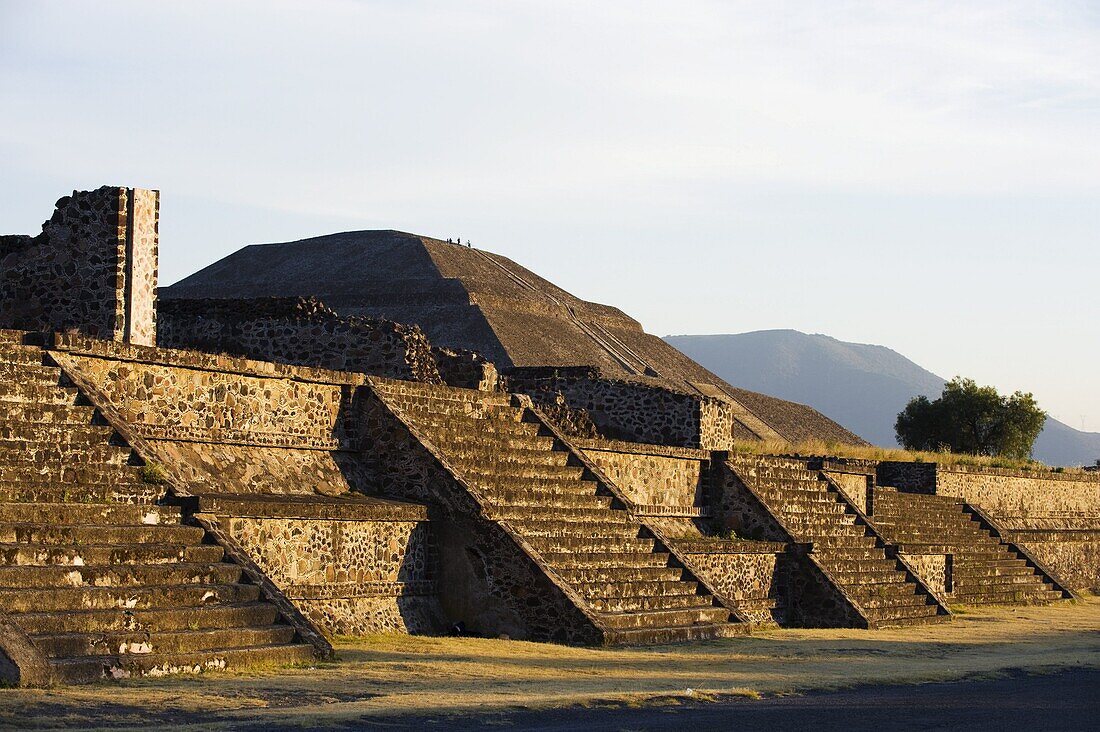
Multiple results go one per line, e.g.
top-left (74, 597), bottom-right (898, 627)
top-left (0, 187), bottom-right (1094, 686)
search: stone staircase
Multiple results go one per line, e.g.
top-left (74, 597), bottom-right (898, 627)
top-left (0, 331), bottom-right (316, 683)
top-left (870, 488), bottom-right (1068, 606)
top-left (371, 378), bottom-right (745, 644)
top-left (728, 456), bottom-right (948, 628)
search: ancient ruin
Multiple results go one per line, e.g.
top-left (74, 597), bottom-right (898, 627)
top-left (0, 186), bottom-right (1095, 685)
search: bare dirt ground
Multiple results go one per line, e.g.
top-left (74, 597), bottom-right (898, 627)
top-left (2, 597), bottom-right (1098, 731)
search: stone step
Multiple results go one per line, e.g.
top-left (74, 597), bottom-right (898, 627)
top-left (815, 546), bottom-right (888, 561)
top-left (0, 523), bottom-right (206, 547)
top-left (0, 542), bottom-right (224, 567)
top-left (0, 582), bottom-right (262, 613)
top-left (0, 381), bottom-right (76, 404)
top-left (540, 551), bottom-right (672, 570)
top-left (846, 579), bottom-right (923, 599)
top-left (597, 606), bottom-right (729, 631)
top-left (0, 561), bottom-right (243, 589)
top-left (0, 464), bottom-right (141, 485)
top-left (781, 511), bottom-right (857, 526)
top-left (470, 475), bottom-right (601, 496)
top-left (0, 445), bottom-right (131, 466)
top-left (577, 579), bottom-right (700, 601)
top-left (0, 401), bottom-right (96, 426)
top-left (587, 592), bottom-right (712, 613)
top-left (488, 489), bottom-right (613, 510)
top-left (0, 480), bottom-right (157, 505)
top-left (950, 588), bottom-right (1064, 605)
top-left (852, 592), bottom-right (935, 610)
top-left (34, 624), bottom-right (296, 659)
top-left (459, 462), bottom-right (586, 481)
top-left (555, 565), bottom-right (686, 585)
top-left (525, 535), bottom-right (657, 554)
top-left (508, 519), bottom-right (642, 539)
top-left (446, 446), bottom-right (571, 468)
top-left (0, 362), bottom-right (62, 384)
top-left (49, 641), bottom-right (316, 684)
top-left (952, 561), bottom-right (1033, 578)
top-left (0, 345), bottom-right (47, 366)
top-left (810, 535), bottom-right (880, 549)
top-left (0, 423), bottom-right (116, 444)
top-left (864, 604), bottom-right (944, 623)
top-left (602, 621), bottom-right (746, 646)
top-left (0, 502), bottom-right (179, 525)
top-left (491, 505), bottom-right (634, 524)
top-left (15, 602), bottom-right (279, 635)
top-left (370, 378), bottom-right (513, 406)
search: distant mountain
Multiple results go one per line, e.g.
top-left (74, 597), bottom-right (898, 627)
top-left (663, 329), bottom-right (1100, 467)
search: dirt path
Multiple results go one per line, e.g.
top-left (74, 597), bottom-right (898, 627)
top-left (1, 598), bottom-right (1097, 730)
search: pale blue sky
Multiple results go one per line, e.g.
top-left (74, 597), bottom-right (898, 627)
top-left (2, 1), bottom-right (1098, 429)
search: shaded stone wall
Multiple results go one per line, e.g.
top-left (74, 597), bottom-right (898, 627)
top-left (431, 346), bottom-right (499, 391)
top-left (225, 512), bottom-right (440, 635)
top-left (673, 542), bottom-right (788, 623)
top-left (574, 438), bottom-right (707, 513)
top-left (505, 367), bottom-right (734, 450)
top-left (158, 297), bottom-right (442, 384)
top-left (1, 187), bottom-right (158, 344)
top-left (48, 335), bottom-right (366, 497)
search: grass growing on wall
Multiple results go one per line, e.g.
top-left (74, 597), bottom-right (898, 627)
top-left (729, 439), bottom-right (1086, 474)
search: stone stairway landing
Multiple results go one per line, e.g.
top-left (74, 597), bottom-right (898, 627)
top-left (871, 489), bottom-right (1068, 606)
top-left (729, 456), bottom-right (948, 628)
top-left (0, 332), bottom-right (317, 684)
top-left (371, 378), bottom-right (745, 645)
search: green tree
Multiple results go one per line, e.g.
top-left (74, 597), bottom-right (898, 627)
top-left (895, 377), bottom-right (1047, 459)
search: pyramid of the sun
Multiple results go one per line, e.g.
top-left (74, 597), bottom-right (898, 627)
top-left (163, 230), bottom-right (864, 446)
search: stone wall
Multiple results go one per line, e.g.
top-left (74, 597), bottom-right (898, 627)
top-left (215, 499), bottom-right (440, 636)
top-left (672, 541), bottom-right (788, 623)
top-left (158, 297), bottom-right (443, 384)
top-left (574, 438), bottom-right (708, 515)
top-left (48, 334), bottom-right (367, 497)
top-left (1, 187), bottom-right (158, 345)
top-left (504, 367), bottom-right (734, 450)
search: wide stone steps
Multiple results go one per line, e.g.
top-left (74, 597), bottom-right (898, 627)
top-left (525, 534), bottom-right (657, 554)
top-left (602, 622), bottom-right (746, 645)
top-left (0, 344), bottom-right (47, 365)
top-left (34, 625), bottom-right (296, 659)
top-left (554, 565), bottom-right (686, 585)
top-left (0, 542), bottom-right (224, 566)
top-left (0, 502), bottom-right (177, 525)
top-left (413, 413), bottom-right (543, 439)
top-left (0, 522), bottom-right (205, 545)
top-left (0, 582), bottom-right (263, 613)
top-left (0, 480), bottom-right (156, 505)
top-left (0, 444), bottom-right (129, 465)
top-left (0, 382), bottom-right (78, 404)
top-left (446, 447), bottom-right (570, 468)
top-left (50, 642), bottom-right (316, 685)
top-left (459, 463), bottom-right (586, 481)
top-left (14, 602), bottom-right (278, 635)
top-left (596, 606), bottom-right (729, 630)
top-left (491, 505), bottom-right (633, 523)
top-left (0, 362), bottom-right (62, 384)
top-left (381, 380), bottom-right (744, 644)
top-left (0, 424), bottom-right (116, 444)
top-left (863, 604), bottom-right (943, 622)
top-left (487, 489), bottom-right (612, 510)
top-left (0, 561), bottom-right (243, 589)
top-left (506, 519), bottom-right (642, 539)
top-left (951, 588), bottom-right (1063, 605)
top-left (0, 402), bottom-right (97, 425)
